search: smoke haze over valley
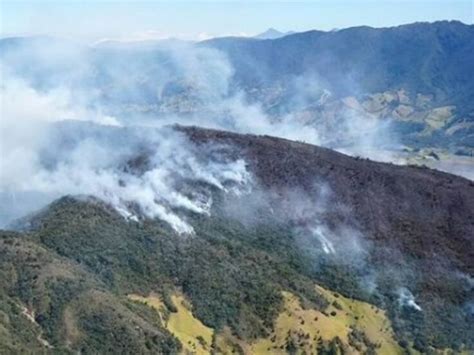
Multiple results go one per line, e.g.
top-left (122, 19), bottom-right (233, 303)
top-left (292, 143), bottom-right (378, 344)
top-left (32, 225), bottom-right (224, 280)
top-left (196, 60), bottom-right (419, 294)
top-left (2, 21), bottom-right (474, 225)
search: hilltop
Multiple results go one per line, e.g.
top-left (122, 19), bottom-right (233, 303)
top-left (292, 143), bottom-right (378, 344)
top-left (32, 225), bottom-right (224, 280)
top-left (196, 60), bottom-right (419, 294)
top-left (1, 126), bottom-right (473, 353)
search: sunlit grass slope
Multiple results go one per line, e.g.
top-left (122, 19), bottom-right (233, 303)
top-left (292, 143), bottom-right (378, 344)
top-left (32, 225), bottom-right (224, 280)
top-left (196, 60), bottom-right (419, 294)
top-left (129, 293), bottom-right (213, 354)
top-left (130, 284), bottom-right (402, 354)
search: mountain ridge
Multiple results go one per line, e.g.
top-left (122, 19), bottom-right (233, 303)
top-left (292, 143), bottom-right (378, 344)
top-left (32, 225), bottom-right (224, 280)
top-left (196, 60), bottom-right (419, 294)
top-left (1, 125), bottom-right (473, 352)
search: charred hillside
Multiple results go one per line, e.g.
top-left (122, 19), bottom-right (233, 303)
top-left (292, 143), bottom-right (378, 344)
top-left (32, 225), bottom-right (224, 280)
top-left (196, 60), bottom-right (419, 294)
top-left (182, 125), bottom-right (474, 273)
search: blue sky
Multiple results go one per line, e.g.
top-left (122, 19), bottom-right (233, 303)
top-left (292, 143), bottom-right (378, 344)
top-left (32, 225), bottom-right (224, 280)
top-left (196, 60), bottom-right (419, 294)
top-left (1, 1), bottom-right (472, 41)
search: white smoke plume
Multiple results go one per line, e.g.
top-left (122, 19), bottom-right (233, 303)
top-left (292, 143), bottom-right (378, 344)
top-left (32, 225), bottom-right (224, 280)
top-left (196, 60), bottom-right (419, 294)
top-left (398, 287), bottom-right (422, 311)
top-left (1, 120), bottom-right (251, 233)
top-left (0, 64), bottom-right (251, 231)
top-left (219, 182), bottom-right (369, 267)
top-left (0, 37), bottom-right (398, 229)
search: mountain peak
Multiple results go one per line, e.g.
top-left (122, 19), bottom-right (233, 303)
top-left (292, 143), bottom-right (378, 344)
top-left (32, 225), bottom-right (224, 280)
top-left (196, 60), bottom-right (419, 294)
top-left (255, 28), bottom-right (293, 39)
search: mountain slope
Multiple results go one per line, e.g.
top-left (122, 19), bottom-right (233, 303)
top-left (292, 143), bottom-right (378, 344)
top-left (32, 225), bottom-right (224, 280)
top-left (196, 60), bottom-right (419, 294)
top-left (203, 21), bottom-right (474, 152)
top-left (183, 125), bottom-right (474, 273)
top-left (0, 229), bottom-right (181, 354)
top-left (1, 126), bottom-right (473, 353)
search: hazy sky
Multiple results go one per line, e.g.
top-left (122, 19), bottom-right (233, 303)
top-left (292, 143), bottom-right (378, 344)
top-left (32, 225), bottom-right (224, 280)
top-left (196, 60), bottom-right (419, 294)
top-left (1, 0), bottom-right (472, 41)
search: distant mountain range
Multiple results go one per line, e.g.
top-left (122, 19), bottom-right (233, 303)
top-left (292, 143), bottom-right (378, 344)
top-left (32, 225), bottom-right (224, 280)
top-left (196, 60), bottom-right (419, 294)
top-left (2, 21), bottom-right (472, 157)
top-left (206, 21), bottom-right (474, 103)
top-left (210, 21), bottom-right (474, 170)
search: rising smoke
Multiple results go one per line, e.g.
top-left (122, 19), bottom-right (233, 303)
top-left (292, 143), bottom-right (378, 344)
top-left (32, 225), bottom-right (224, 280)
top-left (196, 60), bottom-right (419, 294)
top-left (0, 37), bottom-right (398, 229)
